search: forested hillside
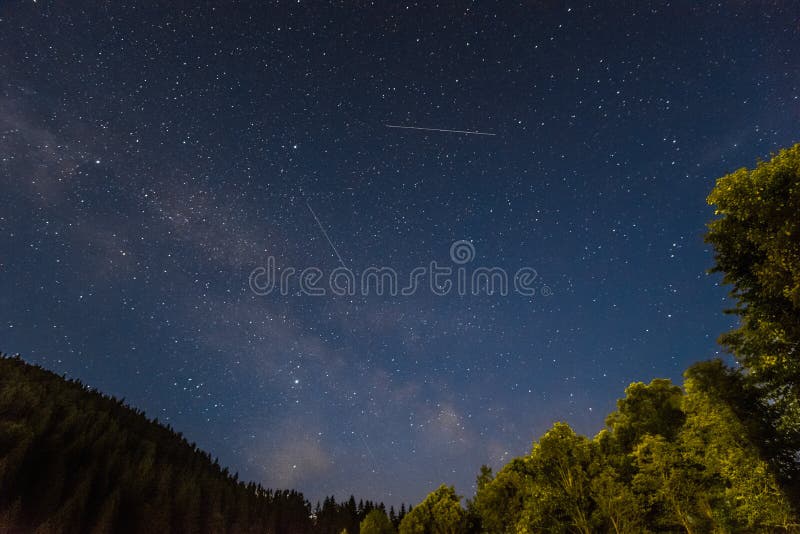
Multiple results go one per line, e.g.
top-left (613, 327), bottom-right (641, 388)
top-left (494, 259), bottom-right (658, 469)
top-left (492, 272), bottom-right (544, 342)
top-left (0, 355), bottom-right (401, 533)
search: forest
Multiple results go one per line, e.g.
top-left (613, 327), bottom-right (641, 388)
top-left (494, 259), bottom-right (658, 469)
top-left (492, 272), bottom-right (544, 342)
top-left (2, 144), bottom-right (800, 532)
top-left (0, 354), bottom-right (408, 533)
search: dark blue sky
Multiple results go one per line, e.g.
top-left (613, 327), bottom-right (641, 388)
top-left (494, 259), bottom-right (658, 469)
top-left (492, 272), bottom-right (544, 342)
top-left (1, 1), bottom-right (798, 506)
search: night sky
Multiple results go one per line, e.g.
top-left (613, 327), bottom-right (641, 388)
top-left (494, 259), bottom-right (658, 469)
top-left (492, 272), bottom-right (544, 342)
top-left (1, 1), bottom-right (799, 507)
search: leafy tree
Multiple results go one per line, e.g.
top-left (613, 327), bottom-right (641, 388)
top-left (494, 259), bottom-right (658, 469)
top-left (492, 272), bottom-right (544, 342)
top-left (632, 434), bottom-right (714, 533)
top-left (464, 466), bottom-right (492, 533)
top-left (470, 458), bottom-right (529, 533)
top-left (472, 424), bottom-right (596, 533)
top-left (682, 361), bottom-right (797, 530)
top-left (706, 143), bottom-right (800, 377)
top-left (360, 509), bottom-right (396, 534)
top-left (588, 463), bottom-right (643, 534)
top-left (399, 484), bottom-right (465, 534)
top-left (605, 379), bottom-right (685, 452)
top-left (474, 465), bottom-right (492, 492)
top-left (518, 423), bottom-right (593, 533)
top-left (705, 143), bottom-right (800, 488)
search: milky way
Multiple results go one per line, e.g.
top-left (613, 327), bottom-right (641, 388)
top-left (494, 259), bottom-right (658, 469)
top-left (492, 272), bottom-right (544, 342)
top-left (1, 2), bottom-right (799, 506)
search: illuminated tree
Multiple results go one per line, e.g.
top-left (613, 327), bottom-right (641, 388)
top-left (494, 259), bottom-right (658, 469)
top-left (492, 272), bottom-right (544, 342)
top-left (398, 485), bottom-right (464, 534)
top-left (360, 509), bottom-right (396, 534)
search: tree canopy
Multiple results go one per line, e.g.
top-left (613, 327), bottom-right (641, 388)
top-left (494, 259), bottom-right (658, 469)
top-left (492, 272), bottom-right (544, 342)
top-left (360, 509), bottom-right (396, 534)
top-left (468, 372), bottom-right (796, 533)
top-left (706, 143), bottom-right (800, 492)
top-left (398, 485), bottom-right (464, 534)
top-left (706, 143), bottom-right (800, 372)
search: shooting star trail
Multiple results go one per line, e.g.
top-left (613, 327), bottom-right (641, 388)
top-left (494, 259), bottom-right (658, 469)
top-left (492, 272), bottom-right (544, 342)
top-left (359, 433), bottom-right (379, 473)
top-left (385, 124), bottom-right (496, 136)
top-left (306, 199), bottom-right (347, 268)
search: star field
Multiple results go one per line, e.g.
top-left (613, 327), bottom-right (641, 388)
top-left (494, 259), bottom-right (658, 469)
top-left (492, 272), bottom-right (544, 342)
top-left (1, 1), bottom-right (799, 506)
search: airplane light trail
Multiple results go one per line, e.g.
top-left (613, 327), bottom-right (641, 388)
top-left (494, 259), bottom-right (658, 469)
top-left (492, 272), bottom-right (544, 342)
top-left (385, 124), bottom-right (496, 136)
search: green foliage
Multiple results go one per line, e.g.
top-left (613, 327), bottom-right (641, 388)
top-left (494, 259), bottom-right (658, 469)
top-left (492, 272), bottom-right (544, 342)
top-left (399, 485), bottom-right (464, 534)
top-left (519, 423), bottom-right (593, 533)
top-left (683, 361), bottom-right (796, 530)
top-left (706, 144), bottom-right (800, 489)
top-left (360, 509), bottom-right (396, 534)
top-left (706, 143), bottom-right (800, 373)
top-left (631, 434), bottom-right (713, 533)
top-left (470, 373), bottom-right (798, 533)
top-left (605, 379), bottom-right (685, 452)
top-left (588, 463), bottom-right (643, 534)
top-left (469, 458), bottom-right (528, 533)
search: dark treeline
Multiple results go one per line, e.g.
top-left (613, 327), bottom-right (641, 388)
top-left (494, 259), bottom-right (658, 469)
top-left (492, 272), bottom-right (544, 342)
top-left (0, 355), bottom-right (405, 533)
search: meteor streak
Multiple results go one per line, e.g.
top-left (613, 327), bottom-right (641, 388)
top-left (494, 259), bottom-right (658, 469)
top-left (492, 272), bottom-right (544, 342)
top-left (385, 124), bottom-right (496, 136)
